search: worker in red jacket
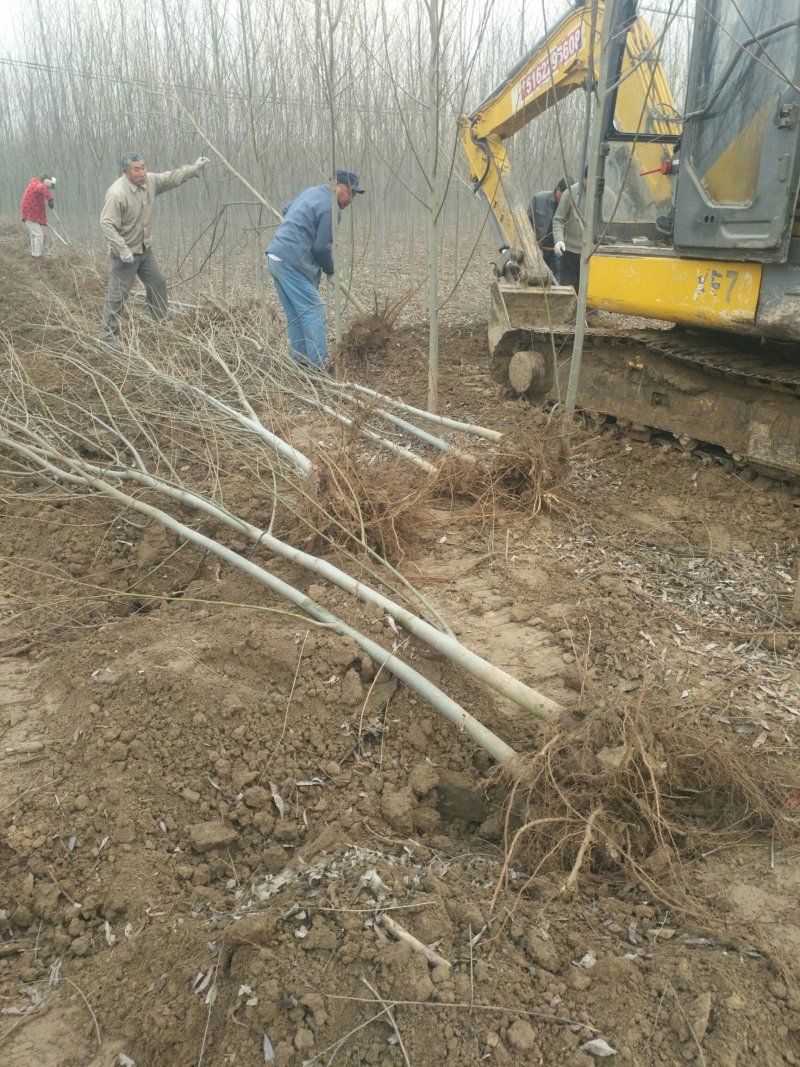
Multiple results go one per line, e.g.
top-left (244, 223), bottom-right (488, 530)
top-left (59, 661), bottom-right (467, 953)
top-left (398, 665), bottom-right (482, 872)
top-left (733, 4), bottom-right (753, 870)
top-left (20, 175), bottom-right (56, 257)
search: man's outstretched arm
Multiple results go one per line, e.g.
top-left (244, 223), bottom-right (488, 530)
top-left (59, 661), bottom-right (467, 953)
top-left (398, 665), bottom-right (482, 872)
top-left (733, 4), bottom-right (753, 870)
top-left (153, 158), bottom-right (210, 195)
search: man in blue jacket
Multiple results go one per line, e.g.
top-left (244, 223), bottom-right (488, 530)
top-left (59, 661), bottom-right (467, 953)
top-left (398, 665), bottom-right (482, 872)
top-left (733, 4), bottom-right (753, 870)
top-left (267, 170), bottom-right (365, 370)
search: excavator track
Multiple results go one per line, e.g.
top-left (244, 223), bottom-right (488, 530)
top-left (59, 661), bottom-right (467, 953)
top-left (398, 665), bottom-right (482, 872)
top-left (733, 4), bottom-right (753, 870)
top-left (643, 334), bottom-right (800, 394)
top-left (494, 323), bottom-right (800, 480)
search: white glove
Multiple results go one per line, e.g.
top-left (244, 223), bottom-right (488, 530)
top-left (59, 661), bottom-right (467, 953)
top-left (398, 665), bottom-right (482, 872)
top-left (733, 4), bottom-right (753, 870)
top-left (120, 251), bottom-right (135, 264)
top-left (194, 156), bottom-right (210, 170)
top-left (554, 240), bottom-right (566, 257)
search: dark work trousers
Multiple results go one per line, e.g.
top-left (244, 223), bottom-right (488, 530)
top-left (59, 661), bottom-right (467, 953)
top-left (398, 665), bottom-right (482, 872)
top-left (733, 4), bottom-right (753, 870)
top-left (100, 247), bottom-right (169, 341)
top-left (559, 250), bottom-right (581, 294)
top-left (542, 249), bottom-right (560, 284)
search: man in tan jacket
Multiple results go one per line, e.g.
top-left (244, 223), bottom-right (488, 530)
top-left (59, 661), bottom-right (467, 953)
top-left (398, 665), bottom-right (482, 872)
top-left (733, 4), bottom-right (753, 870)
top-left (99, 151), bottom-right (209, 347)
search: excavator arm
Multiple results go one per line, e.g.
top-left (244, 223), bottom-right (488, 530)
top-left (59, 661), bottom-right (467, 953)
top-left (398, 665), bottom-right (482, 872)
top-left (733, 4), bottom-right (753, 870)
top-left (458, 0), bottom-right (679, 283)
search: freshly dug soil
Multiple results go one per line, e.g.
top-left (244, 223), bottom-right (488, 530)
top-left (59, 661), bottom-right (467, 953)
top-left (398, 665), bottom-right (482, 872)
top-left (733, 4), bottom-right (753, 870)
top-left (1, 223), bottom-right (799, 1067)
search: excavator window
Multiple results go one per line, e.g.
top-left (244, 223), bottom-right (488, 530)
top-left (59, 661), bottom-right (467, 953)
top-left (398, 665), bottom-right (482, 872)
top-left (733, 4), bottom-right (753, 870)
top-left (686, 3), bottom-right (799, 206)
top-left (591, 0), bottom-right (799, 258)
top-left (591, 6), bottom-right (684, 245)
top-left (673, 0), bottom-right (800, 256)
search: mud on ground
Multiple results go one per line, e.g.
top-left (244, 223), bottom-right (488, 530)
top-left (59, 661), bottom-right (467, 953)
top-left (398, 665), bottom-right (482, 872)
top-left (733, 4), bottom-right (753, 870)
top-left (1, 223), bottom-right (799, 1066)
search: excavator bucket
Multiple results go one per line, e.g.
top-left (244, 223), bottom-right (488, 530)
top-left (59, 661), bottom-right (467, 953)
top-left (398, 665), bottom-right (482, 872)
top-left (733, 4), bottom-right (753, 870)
top-left (487, 280), bottom-right (577, 389)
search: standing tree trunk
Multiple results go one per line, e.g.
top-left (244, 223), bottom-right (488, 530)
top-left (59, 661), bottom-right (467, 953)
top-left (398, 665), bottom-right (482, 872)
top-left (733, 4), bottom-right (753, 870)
top-left (424, 0), bottom-right (442, 414)
top-left (316, 0), bottom-right (346, 346)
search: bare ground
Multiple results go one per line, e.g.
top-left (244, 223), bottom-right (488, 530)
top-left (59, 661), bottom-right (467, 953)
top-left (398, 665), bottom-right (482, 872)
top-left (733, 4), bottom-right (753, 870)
top-left (1, 222), bottom-right (799, 1067)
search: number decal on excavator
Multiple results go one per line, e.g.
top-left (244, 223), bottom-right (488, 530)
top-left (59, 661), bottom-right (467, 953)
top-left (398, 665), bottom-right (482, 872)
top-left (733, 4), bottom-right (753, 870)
top-left (723, 270), bottom-right (739, 304)
top-left (693, 268), bottom-right (739, 304)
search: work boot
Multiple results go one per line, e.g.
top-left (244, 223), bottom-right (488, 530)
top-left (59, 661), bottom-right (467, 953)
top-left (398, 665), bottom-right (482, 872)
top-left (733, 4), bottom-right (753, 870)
top-left (98, 336), bottom-right (123, 351)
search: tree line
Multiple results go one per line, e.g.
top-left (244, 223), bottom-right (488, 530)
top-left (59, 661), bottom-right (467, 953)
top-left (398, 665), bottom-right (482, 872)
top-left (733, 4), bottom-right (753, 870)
top-left (0, 0), bottom-right (590, 291)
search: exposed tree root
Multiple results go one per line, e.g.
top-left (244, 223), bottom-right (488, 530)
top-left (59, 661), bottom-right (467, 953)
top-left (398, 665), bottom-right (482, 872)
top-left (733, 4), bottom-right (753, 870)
top-left (439, 421), bottom-right (573, 519)
top-left (291, 441), bottom-right (433, 566)
top-left (336, 290), bottom-right (413, 371)
top-left (492, 694), bottom-right (795, 917)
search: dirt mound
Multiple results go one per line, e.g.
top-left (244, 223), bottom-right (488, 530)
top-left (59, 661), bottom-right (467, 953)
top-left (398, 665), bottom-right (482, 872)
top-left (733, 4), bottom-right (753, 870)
top-left (1, 234), bottom-right (799, 1066)
top-left (0, 223), bottom-right (103, 347)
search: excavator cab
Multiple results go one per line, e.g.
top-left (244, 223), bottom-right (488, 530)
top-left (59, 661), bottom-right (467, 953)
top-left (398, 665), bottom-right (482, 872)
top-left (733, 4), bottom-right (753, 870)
top-left (674, 2), bottom-right (799, 260)
top-left (460, 0), bottom-right (800, 478)
top-left (590, 0), bottom-right (800, 341)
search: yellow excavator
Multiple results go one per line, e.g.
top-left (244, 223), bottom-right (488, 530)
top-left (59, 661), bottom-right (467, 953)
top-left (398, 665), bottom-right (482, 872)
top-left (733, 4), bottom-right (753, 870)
top-left (459, 0), bottom-right (800, 477)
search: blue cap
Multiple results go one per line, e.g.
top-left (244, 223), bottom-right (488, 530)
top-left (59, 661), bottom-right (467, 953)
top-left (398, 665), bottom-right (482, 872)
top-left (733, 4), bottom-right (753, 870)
top-left (335, 169), bottom-right (365, 194)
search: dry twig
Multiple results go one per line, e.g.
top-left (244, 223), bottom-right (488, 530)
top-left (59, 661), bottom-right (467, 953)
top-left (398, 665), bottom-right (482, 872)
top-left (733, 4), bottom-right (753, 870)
top-left (63, 977), bottom-right (101, 1046)
top-left (360, 977), bottom-right (411, 1067)
top-left (377, 914), bottom-right (451, 969)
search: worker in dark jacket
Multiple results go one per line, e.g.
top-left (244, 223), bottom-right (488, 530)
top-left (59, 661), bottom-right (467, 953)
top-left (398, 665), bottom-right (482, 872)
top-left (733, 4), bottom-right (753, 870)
top-left (267, 170), bottom-right (364, 370)
top-left (20, 175), bottom-right (56, 257)
top-left (528, 178), bottom-right (567, 281)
